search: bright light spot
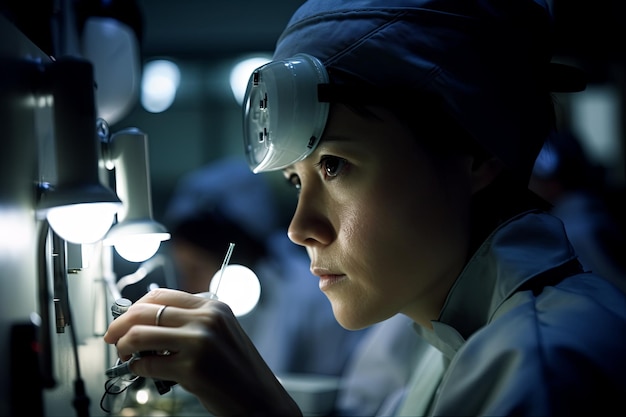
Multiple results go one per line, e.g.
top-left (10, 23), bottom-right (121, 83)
top-left (571, 85), bottom-right (622, 167)
top-left (38, 95), bottom-right (53, 108)
top-left (135, 388), bottom-right (150, 404)
top-left (229, 55), bottom-right (271, 105)
top-left (209, 264), bottom-right (261, 316)
top-left (141, 59), bottom-right (180, 113)
top-left (0, 207), bottom-right (31, 253)
top-left (46, 202), bottom-right (119, 244)
top-left (113, 232), bottom-right (171, 262)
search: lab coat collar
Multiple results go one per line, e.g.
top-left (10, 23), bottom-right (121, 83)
top-left (415, 210), bottom-right (578, 359)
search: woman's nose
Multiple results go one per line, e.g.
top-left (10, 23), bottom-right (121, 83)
top-left (287, 194), bottom-right (334, 248)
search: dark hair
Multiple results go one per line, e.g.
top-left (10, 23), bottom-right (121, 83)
top-left (388, 98), bottom-right (492, 168)
top-left (469, 171), bottom-right (552, 255)
top-left (387, 97), bottom-right (552, 253)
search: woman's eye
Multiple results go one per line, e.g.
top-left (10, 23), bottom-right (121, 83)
top-left (318, 156), bottom-right (347, 179)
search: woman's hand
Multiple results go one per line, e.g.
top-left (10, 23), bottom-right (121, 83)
top-left (103, 288), bottom-right (302, 416)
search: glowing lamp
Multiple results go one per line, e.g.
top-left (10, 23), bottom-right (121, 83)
top-left (102, 128), bottom-right (170, 262)
top-left (38, 57), bottom-right (122, 243)
top-left (208, 264), bottom-right (261, 317)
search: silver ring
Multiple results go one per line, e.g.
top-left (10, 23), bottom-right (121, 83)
top-left (155, 305), bottom-right (167, 327)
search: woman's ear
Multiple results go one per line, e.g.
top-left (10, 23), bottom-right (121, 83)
top-left (471, 157), bottom-right (505, 194)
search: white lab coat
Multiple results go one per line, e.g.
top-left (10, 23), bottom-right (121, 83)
top-left (397, 211), bottom-right (626, 416)
top-left (335, 314), bottom-right (427, 416)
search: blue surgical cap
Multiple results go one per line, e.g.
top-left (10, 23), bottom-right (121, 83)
top-left (272, 0), bottom-right (578, 183)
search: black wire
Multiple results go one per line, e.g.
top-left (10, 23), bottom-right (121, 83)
top-left (52, 231), bottom-right (91, 417)
top-left (100, 376), bottom-right (142, 414)
top-left (37, 220), bottom-right (56, 389)
top-left (67, 302), bottom-right (91, 417)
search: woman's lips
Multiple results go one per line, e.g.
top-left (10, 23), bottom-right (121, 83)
top-left (318, 274), bottom-right (346, 291)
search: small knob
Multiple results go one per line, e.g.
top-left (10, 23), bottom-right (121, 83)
top-left (111, 298), bottom-right (133, 319)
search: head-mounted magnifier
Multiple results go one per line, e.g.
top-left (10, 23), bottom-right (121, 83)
top-left (243, 54), bottom-right (330, 173)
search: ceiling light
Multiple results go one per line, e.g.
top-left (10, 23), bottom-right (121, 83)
top-left (140, 59), bottom-right (180, 113)
top-left (229, 55), bottom-right (271, 106)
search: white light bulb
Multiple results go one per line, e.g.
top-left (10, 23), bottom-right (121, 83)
top-left (46, 202), bottom-right (119, 244)
top-left (134, 388), bottom-right (150, 405)
top-left (209, 264), bottom-right (261, 317)
top-left (112, 232), bottom-right (170, 262)
top-left (141, 59), bottom-right (180, 113)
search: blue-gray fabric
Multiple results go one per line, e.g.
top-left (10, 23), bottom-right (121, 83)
top-left (273, 0), bottom-right (556, 182)
top-left (403, 211), bottom-right (626, 415)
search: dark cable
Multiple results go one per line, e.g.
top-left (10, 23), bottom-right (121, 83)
top-left (37, 219), bottom-right (56, 389)
top-left (51, 230), bottom-right (91, 417)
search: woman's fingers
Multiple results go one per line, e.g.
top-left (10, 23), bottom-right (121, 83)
top-left (102, 287), bottom-right (245, 391)
top-left (103, 289), bottom-right (229, 345)
top-left (124, 326), bottom-right (206, 381)
top-left (101, 290), bottom-right (299, 416)
top-left (104, 303), bottom-right (165, 344)
top-left (134, 287), bottom-right (209, 309)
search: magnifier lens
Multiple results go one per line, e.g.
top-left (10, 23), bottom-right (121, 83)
top-left (243, 54), bottom-right (329, 173)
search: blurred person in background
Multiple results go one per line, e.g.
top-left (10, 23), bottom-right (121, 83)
top-left (163, 156), bottom-right (369, 378)
top-left (530, 129), bottom-right (626, 293)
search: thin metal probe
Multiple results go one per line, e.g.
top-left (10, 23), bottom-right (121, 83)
top-left (212, 242), bottom-right (235, 297)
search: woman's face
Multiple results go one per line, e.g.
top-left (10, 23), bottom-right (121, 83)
top-left (283, 104), bottom-right (475, 330)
